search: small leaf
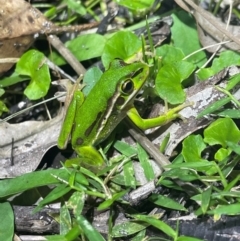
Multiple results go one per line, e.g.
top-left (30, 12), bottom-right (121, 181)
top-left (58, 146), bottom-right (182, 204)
top-left (177, 236), bottom-right (204, 241)
top-left (171, 11), bottom-right (207, 67)
top-left (76, 215), bottom-right (105, 241)
top-left (98, 190), bottom-right (128, 211)
top-left (102, 31), bottom-right (142, 68)
top-left (0, 100), bottom-right (9, 115)
top-left (137, 144), bottom-right (155, 181)
top-left (156, 45), bottom-right (185, 64)
top-left (216, 109), bottom-right (240, 118)
top-left (0, 71), bottom-right (28, 87)
top-left (34, 184), bottom-right (72, 212)
top-left (130, 229), bottom-right (146, 241)
top-left (64, 0), bottom-right (87, 15)
top-left (112, 221), bottom-right (148, 238)
top-left (208, 203), bottom-right (240, 215)
top-left (227, 141), bottom-right (240, 155)
top-left (197, 51), bottom-right (240, 80)
top-left (16, 49), bottom-right (51, 100)
top-left (133, 214), bottom-right (177, 238)
top-left (155, 61), bottom-right (194, 104)
top-left (149, 194), bottom-right (187, 211)
top-left (115, 0), bottom-right (155, 11)
top-left (123, 159), bottom-right (136, 188)
top-left (226, 73), bottom-right (240, 90)
top-left (52, 34), bottom-right (106, 64)
top-left (67, 191), bottom-right (85, 216)
top-left (182, 135), bottom-right (206, 163)
top-left (60, 204), bottom-right (72, 234)
top-left (0, 202), bottom-right (14, 241)
top-left (197, 97), bottom-right (231, 118)
top-left (114, 141), bottom-right (137, 156)
top-left (0, 169), bottom-right (70, 198)
top-left (201, 186), bottom-right (212, 214)
top-left (204, 118), bottom-right (240, 147)
top-left (214, 148), bottom-right (231, 162)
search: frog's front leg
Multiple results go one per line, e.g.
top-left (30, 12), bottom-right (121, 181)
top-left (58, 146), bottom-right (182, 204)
top-left (126, 102), bottom-right (191, 131)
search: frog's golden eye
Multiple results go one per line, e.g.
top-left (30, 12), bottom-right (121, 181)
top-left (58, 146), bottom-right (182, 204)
top-left (121, 79), bottom-right (134, 94)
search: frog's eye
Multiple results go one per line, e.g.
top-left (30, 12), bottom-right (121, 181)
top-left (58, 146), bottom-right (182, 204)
top-left (121, 79), bottom-right (134, 94)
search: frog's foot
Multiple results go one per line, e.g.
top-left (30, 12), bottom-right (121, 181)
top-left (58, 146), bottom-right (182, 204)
top-left (165, 100), bottom-right (193, 121)
top-left (75, 145), bottom-right (105, 169)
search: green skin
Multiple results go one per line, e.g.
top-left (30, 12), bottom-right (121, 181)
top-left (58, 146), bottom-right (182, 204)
top-left (58, 59), bottom-right (187, 167)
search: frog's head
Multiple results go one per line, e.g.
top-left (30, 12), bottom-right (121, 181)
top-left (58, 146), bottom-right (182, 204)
top-left (113, 60), bottom-right (149, 110)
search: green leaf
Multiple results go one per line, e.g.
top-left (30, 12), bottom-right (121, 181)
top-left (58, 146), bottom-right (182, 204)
top-left (63, 0), bottom-right (87, 15)
top-left (60, 204), bottom-right (72, 234)
top-left (215, 109), bottom-right (240, 118)
top-left (182, 135), bottom-right (207, 163)
top-left (82, 67), bottom-right (103, 96)
top-left (149, 194), bottom-right (187, 211)
top-left (0, 169), bottom-right (70, 198)
top-left (214, 147), bottom-right (231, 162)
top-left (114, 0), bottom-right (155, 11)
top-left (112, 221), bottom-right (148, 238)
top-left (0, 100), bottom-right (9, 115)
top-left (0, 71), bottom-right (28, 87)
top-left (130, 230), bottom-right (146, 241)
top-left (52, 34), bottom-right (106, 65)
top-left (114, 141), bottom-right (137, 156)
top-left (208, 203), bottom-right (240, 215)
top-left (123, 159), bottom-right (136, 188)
top-left (171, 11), bottom-right (207, 67)
top-left (137, 144), bottom-right (155, 181)
top-left (177, 236), bottom-right (204, 241)
top-left (162, 168), bottom-right (199, 182)
top-left (97, 190), bottom-right (128, 211)
top-left (204, 118), bottom-right (240, 147)
top-left (34, 184), bottom-right (72, 213)
top-left (197, 97), bottom-right (231, 118)
top-left (201, 186), bottom-right (212, 214)
top-left (156, 45), bottom-right (185, 64)
top-left (0, 202), bottom-right (14, 241)
top-left (67, 191), bottom-right (85, 216)
top-left (197, 51), bottom-right (240, 80)
top-left (155, 60), bottom-right (194, 104)
top-left (16, 50), bottom-right (51, 100)
top-left (227, 141), bottom-right (240, 155)
top-left (226, 73), bottom-right (240, 90)
top-left (133, 214), bottom-right (177, 238)
top-left (102, 31), bottom-right (142, 68)
top-left (76, 215), bottom-right (105, 241)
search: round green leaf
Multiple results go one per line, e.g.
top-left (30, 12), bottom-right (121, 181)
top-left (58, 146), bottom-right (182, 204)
top-left (204, 118), bottom-right (240, 147)
top-left (155, 64), bottom-right (184, 104)
top-left (102, 31), bottom-right (142, 68)
top-left (51, 34), bottom-right (106, 65)
top-left (16, 50), bottom-right (51, 100)
top-left (156, 45), bottom-right (185, 64)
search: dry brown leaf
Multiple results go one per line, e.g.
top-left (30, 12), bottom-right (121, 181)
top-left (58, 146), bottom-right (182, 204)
top-left (0, 0), bottom-right (53, 74)
top-left (0, 0), bottom-right (99, 75)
